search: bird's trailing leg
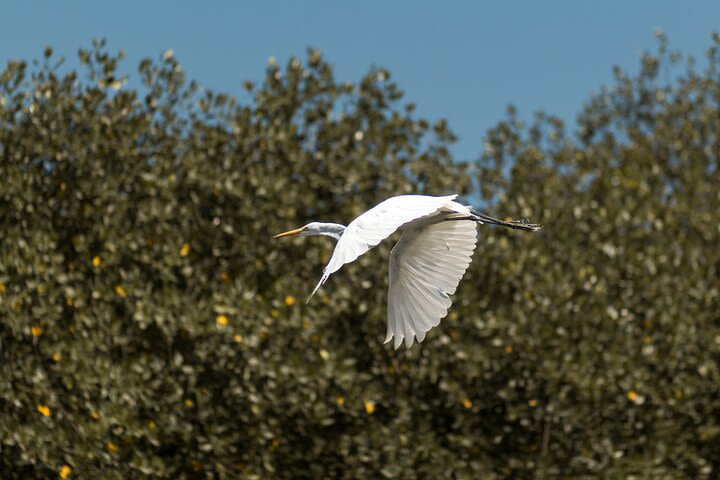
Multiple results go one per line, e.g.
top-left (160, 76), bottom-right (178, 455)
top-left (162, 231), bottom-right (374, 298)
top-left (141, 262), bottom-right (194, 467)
top-left (446, 209), bottom-right (542, 232)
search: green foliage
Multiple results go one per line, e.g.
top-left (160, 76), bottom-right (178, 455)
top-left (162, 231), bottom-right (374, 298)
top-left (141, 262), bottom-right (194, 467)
top-left (1, 34), bottom-right (719, 478)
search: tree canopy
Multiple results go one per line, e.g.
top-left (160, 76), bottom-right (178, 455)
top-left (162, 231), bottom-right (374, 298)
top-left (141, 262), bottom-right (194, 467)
top-left (1, 34), bottom-right (719, 478)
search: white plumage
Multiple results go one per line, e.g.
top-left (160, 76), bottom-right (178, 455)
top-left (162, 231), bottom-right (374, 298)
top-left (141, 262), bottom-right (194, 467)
top-left (387, 216), bottom-right (478, 348)
top-left (274, 194), bottom-right (540, 349)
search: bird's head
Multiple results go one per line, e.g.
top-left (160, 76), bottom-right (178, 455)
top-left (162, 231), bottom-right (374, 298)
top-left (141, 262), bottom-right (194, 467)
top-left (274, 222), bottom-right (346, 240)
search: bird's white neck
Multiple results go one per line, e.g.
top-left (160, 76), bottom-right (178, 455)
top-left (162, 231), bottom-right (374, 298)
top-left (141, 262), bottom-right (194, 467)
top-left (311, 222), bottom-right (346, 240)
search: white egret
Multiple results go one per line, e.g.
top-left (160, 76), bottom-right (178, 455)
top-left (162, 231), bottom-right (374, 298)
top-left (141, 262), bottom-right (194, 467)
top-left (275, 194), bottom-right (541, 349)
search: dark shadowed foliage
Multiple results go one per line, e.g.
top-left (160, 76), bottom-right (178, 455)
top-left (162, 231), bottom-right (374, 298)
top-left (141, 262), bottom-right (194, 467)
top-left (1, 35), bottom-right (719, 478)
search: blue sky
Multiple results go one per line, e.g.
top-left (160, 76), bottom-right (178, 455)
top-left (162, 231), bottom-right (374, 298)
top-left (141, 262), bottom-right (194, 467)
top-left (2, 1), bottom-right (719, 161)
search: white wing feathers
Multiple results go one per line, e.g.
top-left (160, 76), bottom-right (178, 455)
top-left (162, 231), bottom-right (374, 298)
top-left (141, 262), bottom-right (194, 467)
top-left (386, 219), bottom-right (478, 349)
top-left (309, 194), bottom-right (461, 298)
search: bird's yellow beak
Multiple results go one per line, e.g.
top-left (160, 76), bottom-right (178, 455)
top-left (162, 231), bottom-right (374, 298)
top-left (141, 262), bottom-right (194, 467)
top-left (273, 227), bottom-right (305, 238)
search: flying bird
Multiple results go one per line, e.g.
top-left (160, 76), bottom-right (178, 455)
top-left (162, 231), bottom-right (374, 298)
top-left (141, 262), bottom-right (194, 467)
top-left (274, 194), bottom-right (541, 349)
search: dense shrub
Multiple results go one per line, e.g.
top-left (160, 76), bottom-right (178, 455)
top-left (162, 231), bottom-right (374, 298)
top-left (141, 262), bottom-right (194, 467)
top-left (1, 35), bottom-right (719, 478)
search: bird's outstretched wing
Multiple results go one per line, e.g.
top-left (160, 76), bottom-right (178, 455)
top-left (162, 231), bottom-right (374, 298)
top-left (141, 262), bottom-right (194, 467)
top-left (309, 194), bottom-right (464, 298)
top-left (386, 218), bottom-right (478, 349)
